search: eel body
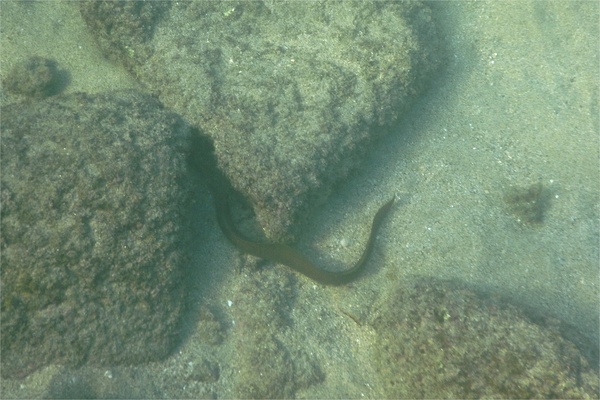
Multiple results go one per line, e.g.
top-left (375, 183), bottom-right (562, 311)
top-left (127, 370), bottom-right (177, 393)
top-left (214, 195), bottom-right (395, 285)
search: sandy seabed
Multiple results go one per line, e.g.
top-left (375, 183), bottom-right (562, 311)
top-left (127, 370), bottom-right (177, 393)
top-left (1, 1), bottom-right (597, 398)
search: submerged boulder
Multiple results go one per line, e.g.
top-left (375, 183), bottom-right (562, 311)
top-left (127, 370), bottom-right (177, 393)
top-left (370, 278), bottom-right (599, 398)
top-left (1, 90), bottom-right (196, 378)
top-left (81, 1), bottom-right (440, 240)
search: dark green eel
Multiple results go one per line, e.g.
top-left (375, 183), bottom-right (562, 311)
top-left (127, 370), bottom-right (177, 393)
top-left (214, 195), bottom-right (395, 285)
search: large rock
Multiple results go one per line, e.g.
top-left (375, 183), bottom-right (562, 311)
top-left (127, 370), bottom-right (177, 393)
top-left (80, 1), bottom-right (440, 240)
top-left (370, 278), bottom-right (599, 398)
top-left (1, 90), bottom-right (195, 378)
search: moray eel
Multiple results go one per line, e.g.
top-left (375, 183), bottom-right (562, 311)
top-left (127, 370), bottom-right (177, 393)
top-left (214, 195), bottom-right (395, 285)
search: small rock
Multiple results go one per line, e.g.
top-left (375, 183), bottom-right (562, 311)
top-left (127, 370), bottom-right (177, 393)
top-left (3, 56), bottom-right (66, 99)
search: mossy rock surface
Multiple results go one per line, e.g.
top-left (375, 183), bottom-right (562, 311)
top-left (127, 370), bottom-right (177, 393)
top-left (370, 278), bottom-right (599, 399)
top-left (80, 1), bottom-right (440, 240)
top-left (1, 90), bottom-right (195, 378)
top-left (2, 56), bottom-right (65, 100)
top-left (230, 269), bottom-right (323, 399)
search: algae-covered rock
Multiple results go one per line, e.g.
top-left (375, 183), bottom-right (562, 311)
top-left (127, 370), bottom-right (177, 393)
top-left (45, 366), bottom-right (160, 400)
top-left (230, 269), bottom-right (323, 398)
top-left (2, 56), bottom-right (66, 100)
top-left (1, 90), bottom-right (195, 378)
top-left (370, 278), bottom-right (599, 398)
top-left (80, 1), bottom-right (440, 240)
top-left (78, 1), bottom-right (170, 67)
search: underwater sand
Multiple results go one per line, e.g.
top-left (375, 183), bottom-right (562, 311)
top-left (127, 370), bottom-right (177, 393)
top-left (1, 1), bottom-right (597, 398)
